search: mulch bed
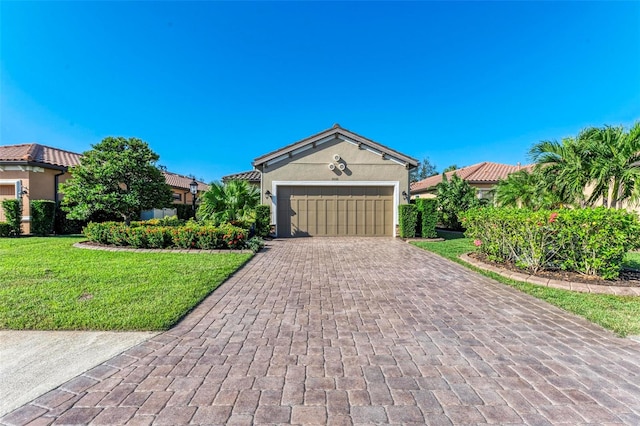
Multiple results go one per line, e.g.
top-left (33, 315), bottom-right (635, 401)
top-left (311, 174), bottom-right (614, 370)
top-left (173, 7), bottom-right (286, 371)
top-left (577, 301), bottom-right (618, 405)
top-left (469, 252), bottom-right (640, 288)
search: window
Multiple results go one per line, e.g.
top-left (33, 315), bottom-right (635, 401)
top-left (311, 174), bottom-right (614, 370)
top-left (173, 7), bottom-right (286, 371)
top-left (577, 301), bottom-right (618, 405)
top-left (173, 193), bottom-right (182, 201)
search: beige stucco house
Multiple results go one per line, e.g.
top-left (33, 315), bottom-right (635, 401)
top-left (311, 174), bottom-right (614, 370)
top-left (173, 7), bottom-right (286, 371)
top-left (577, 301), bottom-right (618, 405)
top-left (0, 143), bottom-right (208, 231)
top-left (252, 125), bottom-right (418, 237)
top-left (0, 144), bottom-right (81, 233)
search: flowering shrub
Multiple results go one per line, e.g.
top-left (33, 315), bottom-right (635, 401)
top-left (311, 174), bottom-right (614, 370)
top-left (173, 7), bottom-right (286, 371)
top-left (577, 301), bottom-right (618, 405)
top-left (461, 207), bottom-right (640, 280)
top-left (83, 221), bottom-right (249, 250)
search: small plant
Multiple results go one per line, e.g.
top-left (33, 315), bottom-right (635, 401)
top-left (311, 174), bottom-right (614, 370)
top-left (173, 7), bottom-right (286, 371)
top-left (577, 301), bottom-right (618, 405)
top-left (30, 200), bottom-right (56, 236)
top-left (399, 204), bottom-right (418, 238)
top-left (0, 223), bottom-right (11, 237)
top-left (415, 198), bottom-right (438, 238)
top-left (244, 236), bottom-right (265, 252)
top-left (255, 205), bottom-right (271, 237)
top-left (1, 199), bottom-right (22, 236)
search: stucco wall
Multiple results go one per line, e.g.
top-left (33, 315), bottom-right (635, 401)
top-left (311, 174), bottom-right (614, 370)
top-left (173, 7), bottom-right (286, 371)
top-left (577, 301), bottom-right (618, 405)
top-left (260, 138), bottom-right (411, 205)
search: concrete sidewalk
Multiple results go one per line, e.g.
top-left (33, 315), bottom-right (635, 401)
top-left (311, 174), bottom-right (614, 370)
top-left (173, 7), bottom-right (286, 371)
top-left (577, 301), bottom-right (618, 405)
top-left (0, 330), bottom-right (156, 416)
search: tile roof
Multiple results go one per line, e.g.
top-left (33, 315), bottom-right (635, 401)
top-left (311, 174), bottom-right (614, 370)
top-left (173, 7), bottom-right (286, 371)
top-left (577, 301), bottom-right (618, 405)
top-left (410, 162), bottom-right (534, 193)
top-left (253, 124), bottom-right (419, 168)
top-left (221, 170), bottom-right (261, 182)
top-left (162, 171), bottom-right (210, 192)
top-left (0, 143), bottom-right (82, 169)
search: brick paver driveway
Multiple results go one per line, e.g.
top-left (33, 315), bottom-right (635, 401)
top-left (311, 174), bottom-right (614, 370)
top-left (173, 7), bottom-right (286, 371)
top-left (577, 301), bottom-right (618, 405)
top-left (3, 238), bottom-right (640, 425)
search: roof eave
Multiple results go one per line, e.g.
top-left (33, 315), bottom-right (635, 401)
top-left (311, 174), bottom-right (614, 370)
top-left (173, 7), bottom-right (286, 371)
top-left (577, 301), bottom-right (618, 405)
top-left (0, 160), bottom-right (69, 171)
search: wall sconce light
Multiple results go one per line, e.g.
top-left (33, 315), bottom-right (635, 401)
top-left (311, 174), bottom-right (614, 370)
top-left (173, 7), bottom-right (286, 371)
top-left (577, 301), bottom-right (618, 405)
top-left (265, 190), bottom-right (272, 198)
top-left (402, 190), bottom-right (408, 200)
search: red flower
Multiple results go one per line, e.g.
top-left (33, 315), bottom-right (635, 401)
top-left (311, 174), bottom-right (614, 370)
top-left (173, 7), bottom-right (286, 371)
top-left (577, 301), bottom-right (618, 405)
top-left (474, 239), bottom-right (482, 247)
top-left (549, 212), bottom-right (559, 223)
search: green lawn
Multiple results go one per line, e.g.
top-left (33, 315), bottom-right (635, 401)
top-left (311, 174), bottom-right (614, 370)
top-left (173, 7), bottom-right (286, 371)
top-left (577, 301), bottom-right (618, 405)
top-left (412, 231), bottom-right (640, 337)
top-left (0, 237), bottom-right (252, 331)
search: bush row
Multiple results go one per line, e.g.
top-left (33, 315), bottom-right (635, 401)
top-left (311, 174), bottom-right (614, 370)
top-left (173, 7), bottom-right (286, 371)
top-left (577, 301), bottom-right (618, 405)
top-left (461, 207), bottom-right (640, 280)
top-left (84, 221), bottom-right (251, 250)
top-left (1, 199), bottom-right (22, 236)
top-left (398, 200), bottom-right (438, 238)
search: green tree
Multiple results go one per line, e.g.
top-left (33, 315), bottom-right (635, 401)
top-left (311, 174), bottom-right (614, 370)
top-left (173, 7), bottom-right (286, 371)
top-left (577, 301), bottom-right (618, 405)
top-left (582, 123), bottom-right (640, 208)
top-left (529, 135), bottom-right (592, 207)
top-left (529, 122), bottom-right (640, 209)
top-left (494, 169), bottom-right (563, 210)
top-left (60, 137), bottom-right (173, 225)
top-left (436, 173), bottom-right (483, 231)
top-left (197, 180), bottom-right (260, 225)
top-left (443, 164), bottom-right (459, 173)
top-left (410, 157), bottom-right (438, 182)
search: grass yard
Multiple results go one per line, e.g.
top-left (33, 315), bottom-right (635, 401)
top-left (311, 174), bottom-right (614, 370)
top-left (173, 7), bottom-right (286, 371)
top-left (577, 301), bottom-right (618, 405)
top-left (412, 230), bottom-right (640, 337)
top-left (0, 237), bottom-right (252, 331)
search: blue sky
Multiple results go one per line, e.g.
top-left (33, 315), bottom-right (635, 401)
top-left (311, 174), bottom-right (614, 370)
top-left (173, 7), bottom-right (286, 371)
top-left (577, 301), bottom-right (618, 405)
top-left (2, 1), bottom-right (639, 182)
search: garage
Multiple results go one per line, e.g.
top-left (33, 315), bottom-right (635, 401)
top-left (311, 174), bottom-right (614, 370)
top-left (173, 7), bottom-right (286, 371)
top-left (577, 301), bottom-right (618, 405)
top-left (252, 125), bottom-right (418, 238)
top-left (276, 185), bottom-right (394, 237)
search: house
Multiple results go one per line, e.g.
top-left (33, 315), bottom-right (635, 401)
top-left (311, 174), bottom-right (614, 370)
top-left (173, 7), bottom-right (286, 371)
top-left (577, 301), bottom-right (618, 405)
top-left (410, 161), bottom-right (533, 200)
top-left (221, 170), bottom-right (261, 187)
top-left (252, 124), bottom-right (418, 237)
top-left (0, 143), bottom-right (208, 231)
top-left (0, 144), bottom-right (81, 233)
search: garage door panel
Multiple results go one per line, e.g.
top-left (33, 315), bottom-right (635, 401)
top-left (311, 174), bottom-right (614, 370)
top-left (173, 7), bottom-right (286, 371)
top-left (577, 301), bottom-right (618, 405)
top-left (277, 186), bottom-right (393, 237)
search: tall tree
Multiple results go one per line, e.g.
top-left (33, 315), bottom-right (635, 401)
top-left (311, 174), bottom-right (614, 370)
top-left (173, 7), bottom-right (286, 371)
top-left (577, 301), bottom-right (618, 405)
top-left (443, 164), bottom-right (459, 173)
top-left (61, 137), bottom-right (173, 225)
top-left (410, 157), bottom-right (438, 182)
top-left (436, 173), bottom-right (482, 231)
top-left (197, 180), bottom-right (260, 225)
top-left (529, 135), bottom-right (592, 207)
top-left (581, 123), bottom-right (640, 208)
top-left (494, 169), bottom-right (562, 210)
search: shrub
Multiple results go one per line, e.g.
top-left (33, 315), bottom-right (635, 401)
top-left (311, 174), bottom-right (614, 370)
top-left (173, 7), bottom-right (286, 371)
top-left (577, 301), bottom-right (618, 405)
top-left (399, 204), bottom-right (418, 238)
top-left (436, 174), bottom-right (483, 231)
top-left (415, 198), bottom-right (438, 238)
top-left (244, 236), bottom-right (265, 252)
top-left (175, 204), bottom-right (196, 220)
top-left (255, 205), bottom-right (271, 237)
top-left (2, 199), bottom-right (22, 236)
top-left (219, 222), bottom-right (247, 249)
top-left (83, 221), bottom-right (248, 250)
top-left (461, 207), bottom-right (640, 279)
top-left (54, 204), bottom-right (86, 234)
top-left (170, 224), bottom-right (199, 249)
top-left (30, 200), bottom-right (56, 236)
top-left (0, 223), bottom-right (10, 237)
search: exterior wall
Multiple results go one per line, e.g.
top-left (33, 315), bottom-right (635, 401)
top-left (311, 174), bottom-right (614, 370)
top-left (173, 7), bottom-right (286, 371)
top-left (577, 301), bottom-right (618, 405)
top-left (260, 138), bottom-right (411, 205)
top-left (0, 168), bottom-right (72, 233)
top-left (170, 188), bottom-right (200, 206)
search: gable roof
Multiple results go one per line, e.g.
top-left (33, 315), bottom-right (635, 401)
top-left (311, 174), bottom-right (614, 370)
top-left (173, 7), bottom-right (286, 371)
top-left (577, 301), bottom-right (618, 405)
top-left (222, 170), bottom-right (261, 183)
top-left (411, 162), bottom-right (534, 193)
top-left (162, 171), bottom-right (210, 192)
top-left (253, 124), bottom-right (419, 169)
top-left (0, 143), bottom-right (82, 169)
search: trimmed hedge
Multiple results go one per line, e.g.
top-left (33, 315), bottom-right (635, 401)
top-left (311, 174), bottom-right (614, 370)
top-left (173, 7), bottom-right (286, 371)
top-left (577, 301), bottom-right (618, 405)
top-left (255, 205), bottom-right (271, 237)
top-left (84, 221), bottom-right (249, 250)
top-left (1, 199), bottom-right (22, 236)
top-left (0, 223), bottom-right (10, 237)
top-left (31, 200), bottom-right (56, 236)
top-left (175, 204), bottom-right (196, 220)
top-left (399, 204), bottom-right (418, 238)
top-left (415, 198), bottom-right (438, 238)
top-left (461, 207), bottom-right (640, 280)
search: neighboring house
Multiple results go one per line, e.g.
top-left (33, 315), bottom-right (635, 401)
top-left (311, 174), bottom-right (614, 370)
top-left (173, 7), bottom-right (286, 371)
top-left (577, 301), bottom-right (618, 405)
top-left (0, 143), bottom-right (208, 231)
top-left (162, 171), bottom-right (209, 205)
top-left (0, 144), bottom-right (81, 233)
top-left (410, 161), bottom-right (533, 200)
top-left (253, 124), bottom-right (418, 237)
top-left (221, 170), bottom-right (261, 187)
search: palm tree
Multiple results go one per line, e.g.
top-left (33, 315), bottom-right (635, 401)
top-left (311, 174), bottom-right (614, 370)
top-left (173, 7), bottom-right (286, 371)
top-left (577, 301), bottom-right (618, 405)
top-left (494, 169), bottom-right (562, 210)
top-left (197, 180), bottom-right (260, 224)
top-left (529, 135), bottom-right (594, 207)
top-left (581, 123), bottom-right (640, 208)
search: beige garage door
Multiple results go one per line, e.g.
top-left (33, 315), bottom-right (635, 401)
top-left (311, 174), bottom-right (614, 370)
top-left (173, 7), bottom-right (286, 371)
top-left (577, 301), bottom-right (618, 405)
top-left (276, 186), bottom-right (394, 237)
